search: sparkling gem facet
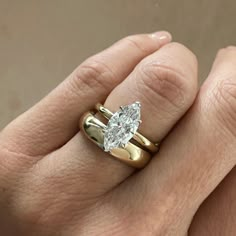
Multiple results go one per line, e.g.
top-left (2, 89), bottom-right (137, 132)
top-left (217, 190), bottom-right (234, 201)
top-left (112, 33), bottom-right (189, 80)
top-left (104, 102), bottom-right (141, 152)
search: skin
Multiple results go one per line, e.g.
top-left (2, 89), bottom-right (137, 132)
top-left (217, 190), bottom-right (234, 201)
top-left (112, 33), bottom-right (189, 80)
top-left (0, 31), bottom-right (235, 235)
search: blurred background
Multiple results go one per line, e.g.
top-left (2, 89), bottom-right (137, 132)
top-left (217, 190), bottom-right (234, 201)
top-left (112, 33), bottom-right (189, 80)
top-left (0, 0), bottom-right (235, 129)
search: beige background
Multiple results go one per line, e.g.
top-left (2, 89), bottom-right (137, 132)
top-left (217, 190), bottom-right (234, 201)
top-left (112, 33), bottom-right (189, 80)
top-left (0, 0), bottom-right (236, 129)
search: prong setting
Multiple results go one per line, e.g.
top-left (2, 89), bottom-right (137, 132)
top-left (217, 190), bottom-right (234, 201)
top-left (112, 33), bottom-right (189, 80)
top-left (104, 101), bottom-right (141, 152)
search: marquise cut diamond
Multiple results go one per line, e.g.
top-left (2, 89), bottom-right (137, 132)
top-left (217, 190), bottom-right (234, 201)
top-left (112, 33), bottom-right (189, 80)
top-left (104, 102), bottom-right (141, 152)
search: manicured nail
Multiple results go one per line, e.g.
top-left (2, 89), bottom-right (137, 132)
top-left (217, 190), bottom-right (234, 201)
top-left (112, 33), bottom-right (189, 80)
top-left (149, 31), bottom-right (172, 44)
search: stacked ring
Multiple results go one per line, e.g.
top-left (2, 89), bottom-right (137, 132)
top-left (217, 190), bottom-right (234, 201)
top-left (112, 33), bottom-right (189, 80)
top-left (80, 102), bottom-right (159, 168)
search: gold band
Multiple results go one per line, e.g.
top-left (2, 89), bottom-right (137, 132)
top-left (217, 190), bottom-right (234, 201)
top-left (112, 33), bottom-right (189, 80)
top-left (80, 112), bottom-right (151, 168)
top-left (95, 103), bottom-right (159, 153)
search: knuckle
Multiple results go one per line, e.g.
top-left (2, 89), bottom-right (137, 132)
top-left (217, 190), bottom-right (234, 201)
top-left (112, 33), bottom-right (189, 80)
top-left (225, 45), bottom-right (236, 51)
top-left (212, 78), bottom-right (236, 136)
top-left (216, 48), bottom-right (227, 57)
top-left (69, 58), bottom-right (116, 94)
top-left (167, 42), bottom-right (198, 65)
top-left (138, 62), bottom-right (192, 109)
top-left (217, 46), bottom-right (236, 58)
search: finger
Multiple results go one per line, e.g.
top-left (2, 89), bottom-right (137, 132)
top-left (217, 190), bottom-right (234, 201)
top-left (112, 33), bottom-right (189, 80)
top-left (104, 42), bottom-right (198, 141)
top-left (0, 31), bottom-right (172, 157)
top-left (189, 167), bottom-right (236, 236)
top-left (44, 42), bottom-right (198, 199)
top-left (111, 46), bottom-right (236, 234)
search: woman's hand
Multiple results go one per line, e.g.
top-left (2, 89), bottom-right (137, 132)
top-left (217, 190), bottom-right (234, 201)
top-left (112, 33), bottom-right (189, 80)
top-left (0, 31), bottom-right (235, 235)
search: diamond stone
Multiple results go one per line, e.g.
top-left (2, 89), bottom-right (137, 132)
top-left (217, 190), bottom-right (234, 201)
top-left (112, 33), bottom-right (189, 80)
top-left (104, 102), bottom-right (141, 152)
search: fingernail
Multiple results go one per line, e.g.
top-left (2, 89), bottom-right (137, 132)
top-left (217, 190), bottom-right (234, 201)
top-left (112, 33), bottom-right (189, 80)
top-left (149, 31), bottom-right (172, 44)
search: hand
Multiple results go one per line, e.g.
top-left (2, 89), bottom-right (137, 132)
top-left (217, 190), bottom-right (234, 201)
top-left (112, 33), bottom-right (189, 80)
top-left (0, 31), bottom-right (235, 235)
top-left (189, 47), bottom-right (236, 235)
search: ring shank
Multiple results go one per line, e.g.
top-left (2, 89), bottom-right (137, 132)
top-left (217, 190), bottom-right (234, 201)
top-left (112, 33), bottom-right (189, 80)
top-left (80, 112), bottom-right (151, 168)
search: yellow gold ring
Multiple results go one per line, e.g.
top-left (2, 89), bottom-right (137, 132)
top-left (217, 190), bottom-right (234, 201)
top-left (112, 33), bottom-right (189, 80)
top-left (79, 102), bottom-right (159, 168)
